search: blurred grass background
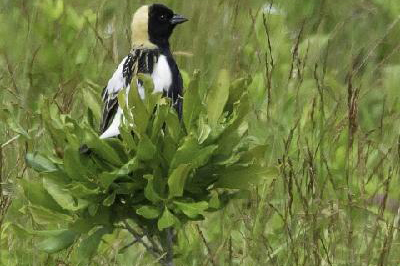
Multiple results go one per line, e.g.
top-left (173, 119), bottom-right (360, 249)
top-left (1, 0), bottom-right (400, 265)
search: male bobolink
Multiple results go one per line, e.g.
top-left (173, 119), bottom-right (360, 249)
top-left (100, 4), bottom-right (188, 139)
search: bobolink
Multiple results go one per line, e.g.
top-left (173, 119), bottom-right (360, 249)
top-left (100, 4), bottom-right (188, 139)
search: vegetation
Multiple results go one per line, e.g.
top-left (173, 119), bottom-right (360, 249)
top-left (1, 0), bottom-right (400, 265)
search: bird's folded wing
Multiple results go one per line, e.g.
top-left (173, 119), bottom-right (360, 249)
top-left (100, 88), bottom-right (120, 134)
top-left (99, 49), bottom-right (159, 137)
top-left (99, 56), bottom-right (129, 134)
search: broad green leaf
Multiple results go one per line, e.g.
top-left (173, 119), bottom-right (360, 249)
top-left (28, 205), bottom-right (73, 225)
top-left (98, 173), bottom-right (118, 190)
top-left (138, 73), bottom-right (155, 99)
top-left (10, 223), bottom-right (34, 237)
top-left (43, 178), bottom-right (89, 211)
top-left (137, 135), bottom-right (157, 161)
top-left (238, 144), bottom-right (269, 165)
top-left (40, 101), bottom-right (67, 147)
top-left (25, 153), bottom-right (58, 173)
top-left (115, 182), bottom-right (145, 195)
top-left (40, 168), bottom-right (71, 184)
top-left (157, 207), bottom-right (176, 231)
top-left (38, 229), bottom-right (78, 254)
top-left (105, 138), bottom-right (129, 163)
top-left (192, 145), bottom-right (218, 168)
top-left (180, 69), bottom-right (190, 89)
top-left (168, 164), bottom-right (191, 198)
top-left (173, 201), bottom-right (208, 218)
top-left (11, 225), bottom-right (70, 238)
top-left (99, 157), bottom-right (140, 189)
top-left (170, 136), bottom-right (199, 168)
top-left (215, 165), bottom-right (278, 189)
top-left (103, 192), bottom-right (116, 207)
top-left (197, 115), bottom-right (211, 144)
top-left (88, 204), bottom-right (99, 216)
top-left (185, 166), bottom-right (218, 194)
top-left (163, 134), bottom-right (178, 163)
top-left (140, 73), bottom-right (160, 112)
top-left (83, 127), bottom-right (123, 166)
top-left (216, 93), bottom-right (250, 156)
top-left (144, 175), bottom-right (163, 203)
top-left (128, 78), bottom-right (150, 135)
top-left (183, 70), bottom-right (202, 130)
top-left (68, 183), bottom-right (100, 198)
top-left (81, 88), bottom-right (101, 121)
top-left (209, 192), bottom-right (220, 209)
top-left (118, 90), bottom-right (133, 126)
top-left (63, 146), bottom-right (89, 181)
top-left (207, 69), bottom-right (230, 127)
top-left (120, 124), bottom-right (137, 150)
top-left (136, 205), bottom-right (161, 219)
top-left (63, 119), bottom-right (81, 147)
top-left (73, 209), bottom-right (111, 230)
top-left (76, 226), bottom-right (110, 264)
top-left (165, 109), bottom-right (182, 143)
top-left (146, 91), bottom-right (163, 115)
top-left (171, 136), bottom-right (217, 170)
top-left (227, 76), bottom-right (252, 108)
top-left (8, 119), bottom-right (31, 139)
top-left (151, 102), bottom-right (169, 140)
top-left (21, 179), bottom-right (65, 213)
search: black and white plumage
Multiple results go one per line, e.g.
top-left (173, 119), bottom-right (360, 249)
top-left (99, 4), bottom-right (188, 139)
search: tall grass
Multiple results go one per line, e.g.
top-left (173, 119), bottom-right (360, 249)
top-left (1, 0), bottom-right (400, 265)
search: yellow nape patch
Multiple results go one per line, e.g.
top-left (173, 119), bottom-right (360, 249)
top-left (131, 5), bottom-right (157, 49)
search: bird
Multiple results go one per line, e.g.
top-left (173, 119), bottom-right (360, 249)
top-left (99, 4), bottom-right (188, 139)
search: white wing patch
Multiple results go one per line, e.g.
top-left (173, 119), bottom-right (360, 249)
top-left (105, 56), bottom-right (128, 96)
top-left (152, 55), bottom-right (172, 94)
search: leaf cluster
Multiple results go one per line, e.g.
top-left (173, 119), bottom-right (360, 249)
top-left (23, 70), bottom-right (276, 262)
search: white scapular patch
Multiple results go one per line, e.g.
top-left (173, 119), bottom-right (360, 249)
top-left (152, 55), bottom-right (172, 94)
top-left (104, 56), bottom-right (127, 96)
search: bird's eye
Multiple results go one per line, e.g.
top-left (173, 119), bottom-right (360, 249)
top-left (159, 14), bottom-right (167, 21)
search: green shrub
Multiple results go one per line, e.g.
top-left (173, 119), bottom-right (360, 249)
top-left (24, 71), bottom-right (276, 265)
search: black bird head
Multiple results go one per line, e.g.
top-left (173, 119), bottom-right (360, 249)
top-left (131, 4), bottom-right (188, 49)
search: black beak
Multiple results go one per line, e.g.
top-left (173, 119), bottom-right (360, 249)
top-left (170, 14), bottom-right (188, 25)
